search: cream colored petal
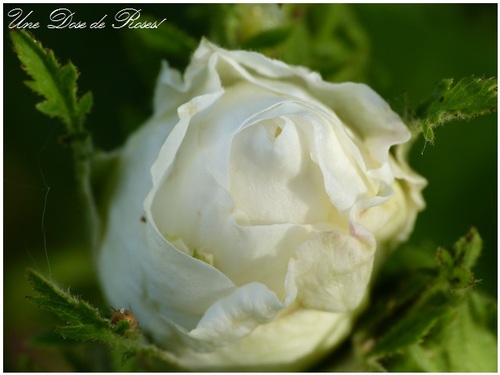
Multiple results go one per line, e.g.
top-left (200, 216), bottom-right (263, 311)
top-left (98, 38), bottom-right (426, 371)
top-left (188, 282), bottom-right (284, 346)
top-left (291, 230), bottom-right (375, 312)
top-left (175, 307), bottom-right (353, 371)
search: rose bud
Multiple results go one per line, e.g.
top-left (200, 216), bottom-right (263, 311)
top-left (97, 39), bottom-right (426, 371)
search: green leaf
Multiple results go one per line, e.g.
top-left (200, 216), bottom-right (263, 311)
top-left (208, 4), bottom-right (370, 82)
top-left (26, 268), bottom-right (183, 370)
top-left (421, 122), bottom-right (435, 144)
top-left (449, 267), bottom-right (475, 290)
top-left (437, 227), bottom-right (482, 289)
top-left (11, 30), bottom-right (99, 251)
top-left (441, 293), bottom-right (497, 372)
top-left (27, 268), bottom-right (113, 340)
top-left (242, 26), bottom-right (293, 50)
top-left (77, 91), bottom-right (94, 120)
top-left (402, 292), bottom-right (498, 372)
top-left (414, 76), bottom-right (497, 143)
top-left (279, 4), bottom-right (370, 82)
top-left (208, 4), bottom-right (286, 49)
top-left (436, 246), bottom-right (454, 272)
top-left (131, 15), bottom-right (198, 58)
top-left (451, 226), bottom-right (482, 269)
top-left (10, 30), bottom-right (92, 133)
top-left (355, 228), bottom-right (497, 372)
top-left (369, 296), bottom-right (448, 358)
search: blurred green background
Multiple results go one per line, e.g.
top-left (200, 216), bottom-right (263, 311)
top-left (4, 4), bottom-right (497, 371)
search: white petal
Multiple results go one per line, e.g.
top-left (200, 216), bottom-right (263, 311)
top-left (99, 114), bottom-right (294, 355)
top-left (198, 40), bottom-right (410, 149)
top-left (197, 40), bottom-right (411, 170)
top-left (139, 224), bottom-right (237, 330)
top-left (230, 115), bottom-right (338, 225)
top-left (175, 307), bottom-right (353, 371)
top-left (97, 112), bottom-right (242, 327)
top-left (188, 282), bottom-right (284, 347)
top-left (317, 83), bottom-right (411, 159)
top-left (147, 281), bottom-right (287, 353)
top-left (98, 39), bottom-right (427, 370)
top-left (98, 111), bottom-right (178, 317)
top-left (153, 46), bottom-right (223, 118)
top-left (291, 230), bottom-right (375, 312)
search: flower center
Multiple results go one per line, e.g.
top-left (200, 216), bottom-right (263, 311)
top-left (274, 126), bottom-right (283, 138)
top-left (229, 115), bottom-right (340, 227)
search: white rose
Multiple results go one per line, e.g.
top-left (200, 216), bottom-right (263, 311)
top-left (97, 39), bottom-right (426, 371)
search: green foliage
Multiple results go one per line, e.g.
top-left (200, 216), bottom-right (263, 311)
top-left (10, 30), bottom-right (100, 250)
top-left (120, 13), bottom-right (198, 95)
top-left (27, 269), bottom-right (108, 339)
top-left (437, 227), bottom-right (482, 290)
top-left (133, 15), bottom-right (198, 58)
top-left (208, 4), bottom-right (285, 50)
top-left (26, 268), bottom-right (183, 371)
top-left (10, 30), bottom-right (92, 134)
top-left (400, 76), bottom-right (497, 143)
top-left (278, 4), bottom-right (370, 82)
top-left (368, 293), bottom-right (449, 358)
top-left (27, 268), bottom-right (130, 340)
top-left (242, 26), bottom-right (293, 50)
top-left (450, 226), bottom-right (483, 269)
top-left (355, 228), bottom-right (497, 372)
top-left (205, 4), bottom-right (369, 82)
top-left (8, 7), bottom-right (497, 372)
top-left (127, 14), bottom-right (198, 68)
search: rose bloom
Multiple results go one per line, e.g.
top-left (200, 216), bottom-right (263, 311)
top-left (97, 39), bottom-right (426, 371)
